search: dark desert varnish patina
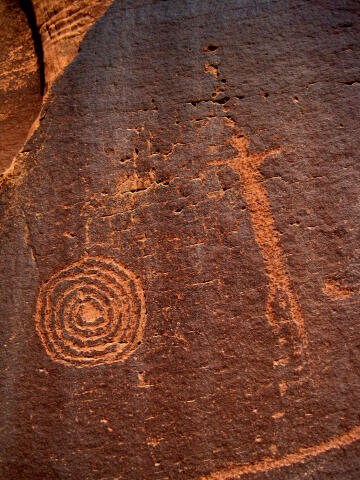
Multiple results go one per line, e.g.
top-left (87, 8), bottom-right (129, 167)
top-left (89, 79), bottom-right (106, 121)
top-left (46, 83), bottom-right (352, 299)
top-left (1, 1), bottom-right (360, 479)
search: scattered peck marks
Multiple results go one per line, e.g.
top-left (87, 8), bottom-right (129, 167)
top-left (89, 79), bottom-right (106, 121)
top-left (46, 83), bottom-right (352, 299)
top-left (35, 256), bottom-right (146, 367)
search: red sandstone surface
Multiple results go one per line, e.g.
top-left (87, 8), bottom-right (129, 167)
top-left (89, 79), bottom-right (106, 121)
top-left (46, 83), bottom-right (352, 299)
top-left (1, 1), bottom-right (360, 479)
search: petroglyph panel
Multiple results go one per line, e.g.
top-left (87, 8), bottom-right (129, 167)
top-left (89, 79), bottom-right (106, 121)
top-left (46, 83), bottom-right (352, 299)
top-left (1, 0), bottom-right (360, 478)
top-left (35, 256), bottom-right (146, 367)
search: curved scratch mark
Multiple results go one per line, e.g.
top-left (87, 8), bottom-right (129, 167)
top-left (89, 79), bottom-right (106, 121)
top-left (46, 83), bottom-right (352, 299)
top-left (201, 424), bottom-right (360, 479)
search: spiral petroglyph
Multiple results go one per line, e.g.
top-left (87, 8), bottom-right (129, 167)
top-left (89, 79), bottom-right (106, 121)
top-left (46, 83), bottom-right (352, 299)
top-left (36, 257), bottom-right (146, 367)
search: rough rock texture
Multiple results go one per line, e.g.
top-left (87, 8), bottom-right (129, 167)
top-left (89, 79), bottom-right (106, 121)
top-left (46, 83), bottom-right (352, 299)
top-left (32, 0), bottom-right (114, 89)
top-left (1, 0), bottom-right (360, 479)
top-left (0, 0), bottom-right (113, 173)
top-left (0, 0), bottom-right (42, 172)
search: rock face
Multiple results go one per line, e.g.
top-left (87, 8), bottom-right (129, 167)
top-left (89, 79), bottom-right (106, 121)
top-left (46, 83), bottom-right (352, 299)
top-left (32, 0), bottom-right (114, 89)
top-left (1, 1), bottom-right (360, 479)
top-left (0, 0), bottom-right (113, 173)
top-left (0, 0), bottom-right (42, 172)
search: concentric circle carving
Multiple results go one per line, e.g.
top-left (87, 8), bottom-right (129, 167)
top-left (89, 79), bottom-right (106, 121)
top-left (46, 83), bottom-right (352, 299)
top-left (35, 257), bottom-right (146, 367)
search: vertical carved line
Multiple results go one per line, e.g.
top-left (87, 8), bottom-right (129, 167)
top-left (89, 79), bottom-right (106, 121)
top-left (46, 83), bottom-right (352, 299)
top-left (229, 136), bottom-right (308, 354)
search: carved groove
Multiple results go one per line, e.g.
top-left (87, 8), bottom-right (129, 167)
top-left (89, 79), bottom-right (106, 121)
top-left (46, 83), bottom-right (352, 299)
top-left (36, 256), bottom-right (146, 367)
top-left (201, 424), bottom-right (360, 479)
top-left (229, 136), bottom-right (308, 350)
